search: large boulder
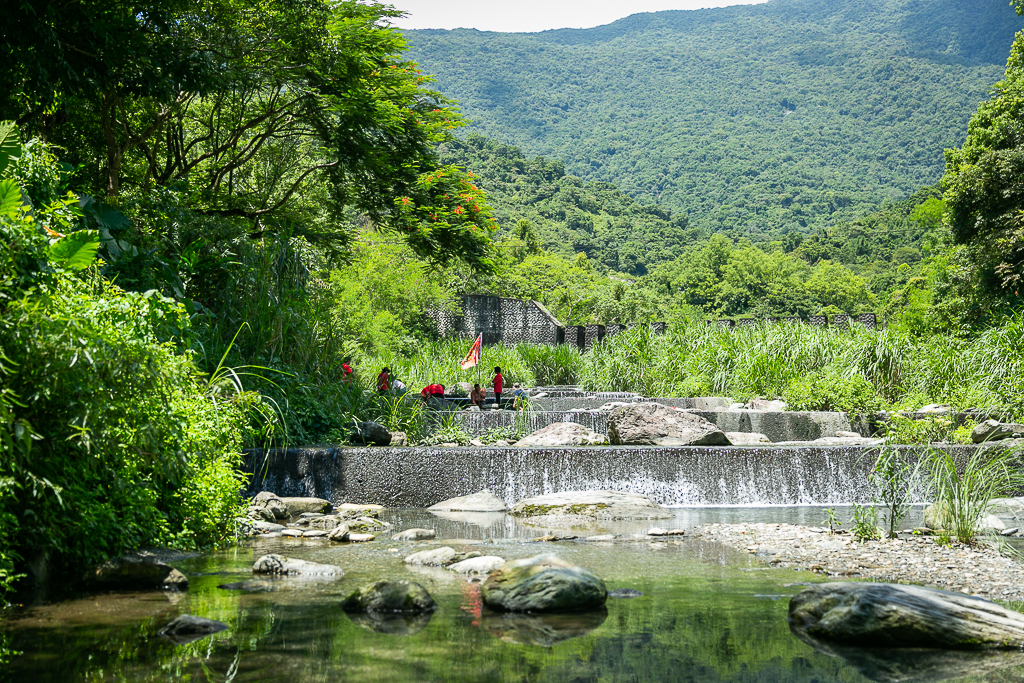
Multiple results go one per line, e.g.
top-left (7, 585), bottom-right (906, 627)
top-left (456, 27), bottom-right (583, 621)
top-left (341, 580), bottom-right (437, 614)
top-left (972, 420), bottom-right (1024, 443)
top-left (510, 490), bottom-right (671, 520)
top-left (90, 553), bottom-right (189, 590)
top-left (788, 582), bottom-right (1024, 649)
top-left (252, 554), bottom-right (342, 576)
top-left (279, 496), bottom-right (332, 515)
top-left (353, 420), bottom-right (392, 446)
top-left (515, 422), bottom-right (609, 447)
top-left (157, 615), bottom-right (228, 645)
top-left (252, 491), bottom-right (289, 519)
top-left (607, 403), bottom-right (730, 446)
top-left (481, 554), bottom-right (607, 613)
top-left (428, 489), bottom-right (508, 512)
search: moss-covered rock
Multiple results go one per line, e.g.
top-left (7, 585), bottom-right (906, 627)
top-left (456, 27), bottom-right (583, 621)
top-left (481, 554), bottom-right (607, 613)
top-left (341, 580), bottom-right (437, 614)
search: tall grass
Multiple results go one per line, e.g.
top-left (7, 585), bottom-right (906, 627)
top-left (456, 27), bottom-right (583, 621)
top-left (356, 314), bottom-right (1024, 418)
top-left (926, 443), bottom-right (1024, 544)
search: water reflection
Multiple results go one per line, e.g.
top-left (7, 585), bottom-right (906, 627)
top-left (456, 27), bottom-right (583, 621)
top-left (481, 609), bottom-right (608, 647)
top-left (796, 634), bottom-right (1024, 683)
top-left (345, 610), bottom-right (434, 636)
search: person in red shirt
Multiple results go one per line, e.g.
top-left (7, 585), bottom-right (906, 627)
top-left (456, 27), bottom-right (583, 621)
top-left (420, 383), bottom-right (446, 408)
top-left (492, 366), bottom-right (503, 409)
top-left (377, 367), bottom-right (390, 394)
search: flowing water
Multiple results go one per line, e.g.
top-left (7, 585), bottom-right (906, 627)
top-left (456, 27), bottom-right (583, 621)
top-left (5, 507), bottom-right (1022, 683)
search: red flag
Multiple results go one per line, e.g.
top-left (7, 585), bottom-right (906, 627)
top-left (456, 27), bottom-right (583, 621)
top-left (460, 334), bottom-right (482, 370)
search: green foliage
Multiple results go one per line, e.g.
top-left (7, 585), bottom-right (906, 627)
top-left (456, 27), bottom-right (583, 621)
top-left (851, 504), bottom-right (882, 542)
top-left (47, 230), bottom-right (100, 271)
top-left (926, 444), bottom-right (1024, 544)
top-left (942, 19), bottom-right (1024, 318)
top-left (869, 448), bottom-right (920, 538)
top-left (0, 131), bottom-right (255, 600)
top-left (406, 0), bottom-right (1021, 239)
top-left (783, 368), bottom-right (881, 415)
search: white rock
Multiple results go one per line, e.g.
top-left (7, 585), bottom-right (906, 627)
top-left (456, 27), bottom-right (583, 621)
top-left (348, 533), bottom-right (376, 542)
top-left (428, 489), bottom-right (508, 512)
top-left (511, 490), bottom-right (672, 520)
top-left (515, 422), bottom-right (609, 447)
top-left (725, 432), bottom-right (770, 445)
top-left (447, 556), bottom-right (506, 574)
top-left (404, 547), bottom-right (457, 566)
top-left (392, 528), bottom-right (436, 541)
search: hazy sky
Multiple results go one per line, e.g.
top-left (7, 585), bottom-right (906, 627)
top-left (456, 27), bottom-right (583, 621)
top-left (390, 0), bottom-right (771, 33)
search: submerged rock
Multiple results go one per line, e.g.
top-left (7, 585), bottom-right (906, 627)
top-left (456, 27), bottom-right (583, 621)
top-left (157, 615), bottom-right (228, 645)
top-left (481, 554), bottom-right (607, 613)
top-left (90, 553), bottom-right (189, 591)
top-left (511, 490), bottom-right (671, 520)
top-left (341, 580), bottom-right (437, 614)
top-left (514, 422), bottom-right (609, 447)
top-left (788, 582), bottom-right (1024, 649)
top-left (428, 489), bottom-right (508, 512)
top-left (608, 588), bottom-right (644, 598)
top-left (392, 528), bottom-right (436, 541)
top-left (252, 554), bottom-right (342, 576)
top-left (607, 403), bottom-right (730, 446)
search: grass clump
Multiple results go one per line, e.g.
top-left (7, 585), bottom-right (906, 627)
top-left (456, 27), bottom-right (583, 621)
top-left (925, 444), bottom-right (1024, 544)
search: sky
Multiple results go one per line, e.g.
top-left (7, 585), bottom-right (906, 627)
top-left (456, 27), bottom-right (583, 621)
top-left (389, 0), bottom-right (771, 33)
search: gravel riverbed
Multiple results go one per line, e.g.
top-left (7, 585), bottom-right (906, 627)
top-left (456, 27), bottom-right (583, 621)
top-left (696, 523), bottom-right (1024, 602)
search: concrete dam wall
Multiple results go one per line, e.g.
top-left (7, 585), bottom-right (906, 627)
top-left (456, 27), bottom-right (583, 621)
top-left (243, 444), bottom-right (986, 509)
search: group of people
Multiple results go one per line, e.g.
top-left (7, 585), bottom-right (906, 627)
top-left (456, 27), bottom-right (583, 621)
top-left (367, 365), bottom-right (527, 409)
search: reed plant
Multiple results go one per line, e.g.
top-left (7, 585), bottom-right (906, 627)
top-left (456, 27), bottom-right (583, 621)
top-left (925, 443), bottom-right (1024, 544)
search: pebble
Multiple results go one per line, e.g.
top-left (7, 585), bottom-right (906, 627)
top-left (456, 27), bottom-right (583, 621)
top-left (697, 522), bottom-right (1024, 602)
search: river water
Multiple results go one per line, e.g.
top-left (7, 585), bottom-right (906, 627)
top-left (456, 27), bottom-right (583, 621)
top-left (2, 507), bottom-right (1020, 683)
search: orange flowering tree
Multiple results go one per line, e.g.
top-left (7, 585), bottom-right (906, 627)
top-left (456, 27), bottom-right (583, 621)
top-left (394, 165), bottom-right (498, 272)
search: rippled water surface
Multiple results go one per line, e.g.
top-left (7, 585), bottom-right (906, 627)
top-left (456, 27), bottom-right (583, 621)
top-left (2, 507), bottom-right (1019, 683)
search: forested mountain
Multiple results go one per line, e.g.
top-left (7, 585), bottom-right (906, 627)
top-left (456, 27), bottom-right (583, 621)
top-left (438, 134), bottom-right (699, 273)
top-left (404, 0), bottom-right (1023, 239)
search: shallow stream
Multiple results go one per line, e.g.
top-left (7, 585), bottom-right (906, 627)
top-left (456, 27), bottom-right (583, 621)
top-left (4, 506), bottom-right (1022, 683)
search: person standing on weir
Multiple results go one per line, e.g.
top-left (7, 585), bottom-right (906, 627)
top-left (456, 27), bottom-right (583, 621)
top-left (492, 366), bottom-right (503, 409)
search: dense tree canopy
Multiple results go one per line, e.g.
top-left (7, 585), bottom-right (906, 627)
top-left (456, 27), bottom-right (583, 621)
top-left (1, 0), bottom-right (496, 269)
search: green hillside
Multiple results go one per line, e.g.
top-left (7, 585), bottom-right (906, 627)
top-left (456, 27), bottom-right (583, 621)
top-left (404, 0), bottom-right (1022, 239)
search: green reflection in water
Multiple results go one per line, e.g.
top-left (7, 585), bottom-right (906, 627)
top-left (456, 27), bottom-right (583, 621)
top-left (2, 537), bottom-right (1021, 683)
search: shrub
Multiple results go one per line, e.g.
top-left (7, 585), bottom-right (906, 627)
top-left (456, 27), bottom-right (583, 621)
top-left (783, 367), bottom-right (883, 415)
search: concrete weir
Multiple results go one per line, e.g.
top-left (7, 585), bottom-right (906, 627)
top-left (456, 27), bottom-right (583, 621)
top-left (243, 444), bottom-right (983, 509)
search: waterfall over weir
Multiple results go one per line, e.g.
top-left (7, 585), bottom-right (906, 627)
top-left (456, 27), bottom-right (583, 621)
top-left (244, 444), bottom-right (982, 508)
